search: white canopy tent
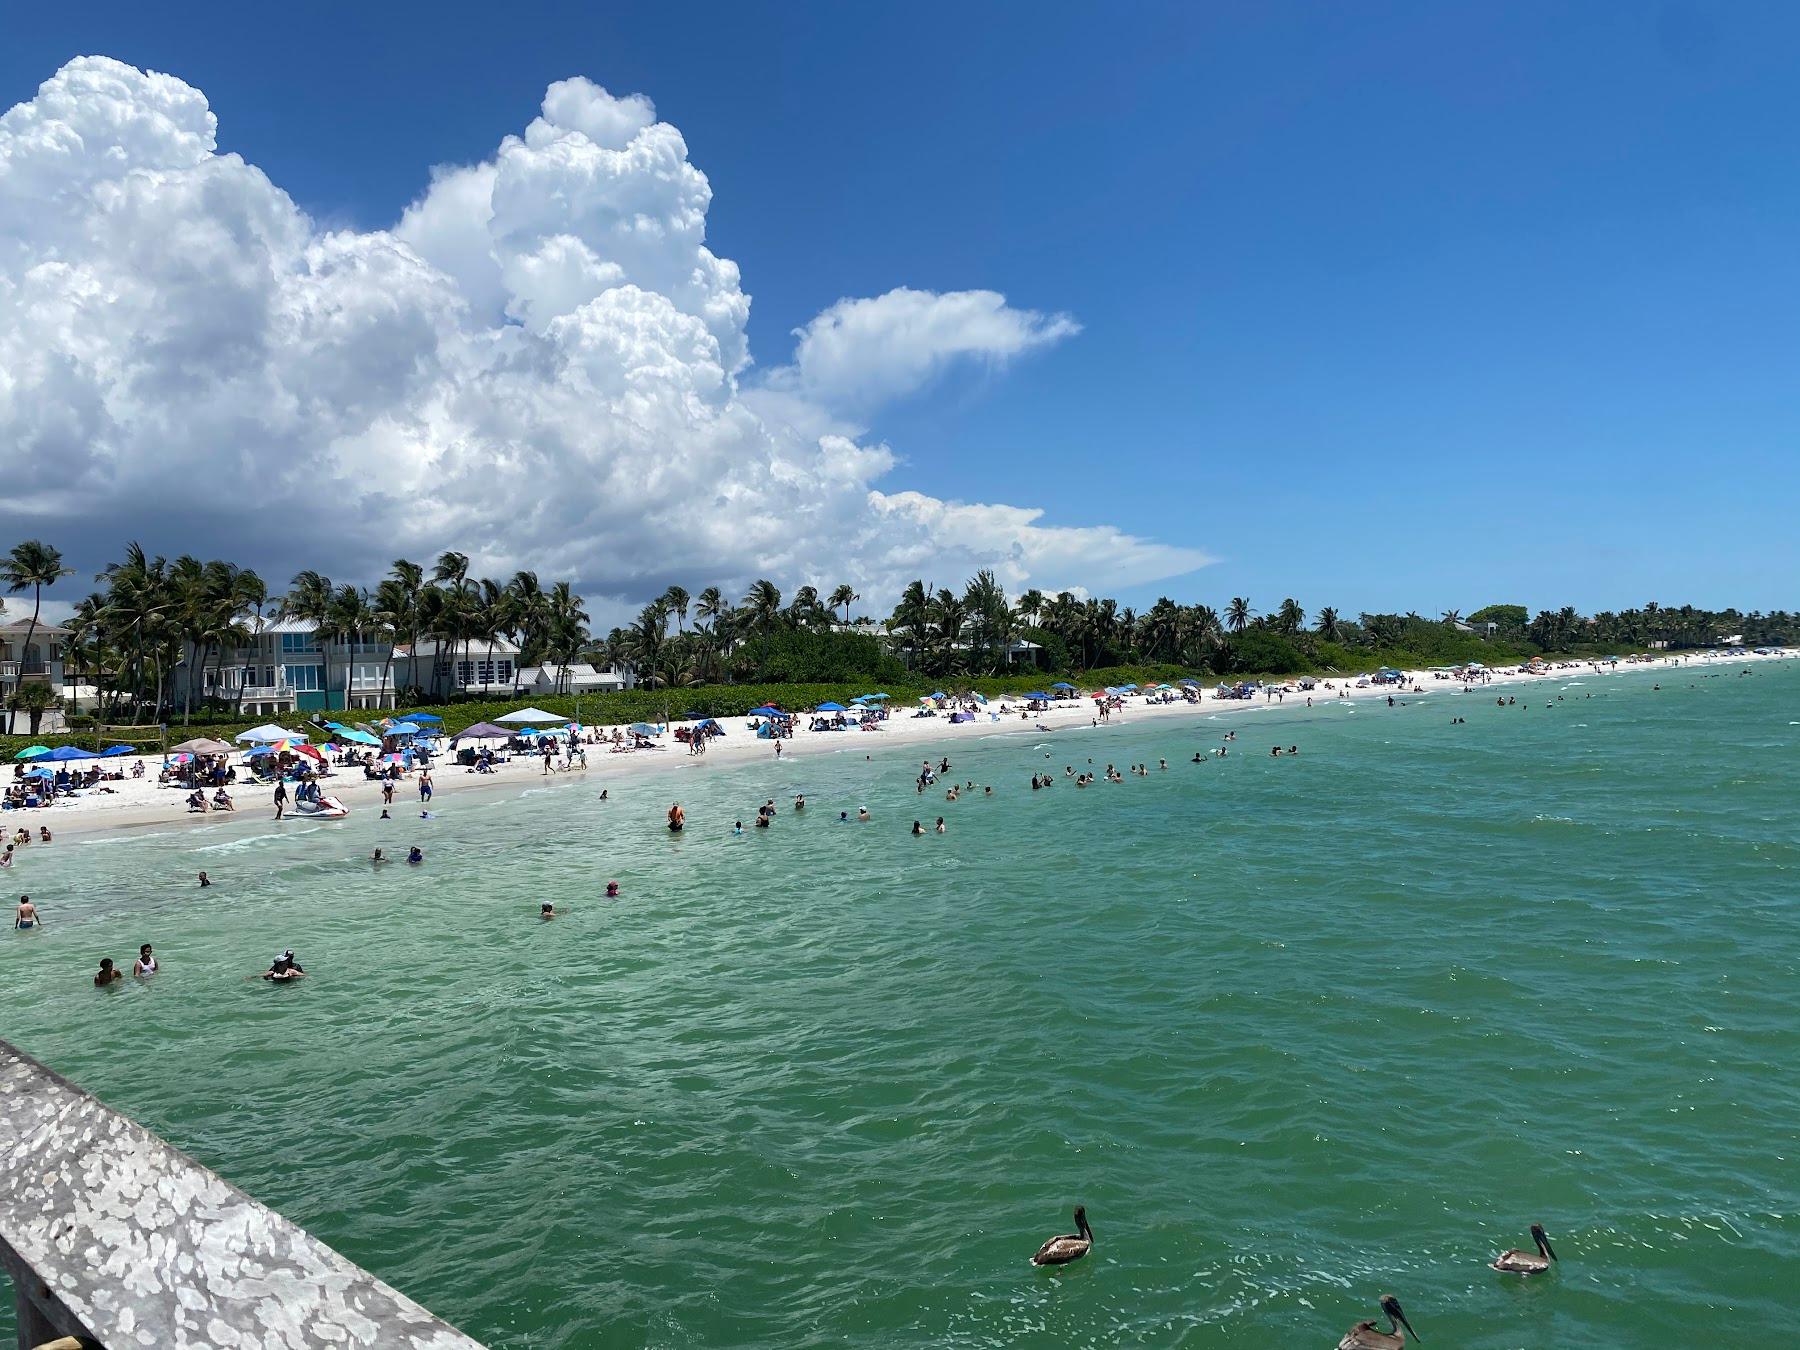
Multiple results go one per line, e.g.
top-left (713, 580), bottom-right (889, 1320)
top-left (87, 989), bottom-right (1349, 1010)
top-left (235, 724), bottom-right (305, 744)
top-left (496, 707), bottom-right (566, 724)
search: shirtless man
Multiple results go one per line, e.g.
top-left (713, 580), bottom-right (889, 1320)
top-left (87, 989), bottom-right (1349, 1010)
top-left (15, 895), bottom-right (39, 929)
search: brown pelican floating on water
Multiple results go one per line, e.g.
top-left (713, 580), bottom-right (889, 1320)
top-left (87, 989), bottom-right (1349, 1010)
top-left (1337, 1295), bottom-right (1419, 1348)
top-left (1030, 1206), bottom-right (1093, 1266)
top-left (1491, 1223), bottom-right (1557, 1274)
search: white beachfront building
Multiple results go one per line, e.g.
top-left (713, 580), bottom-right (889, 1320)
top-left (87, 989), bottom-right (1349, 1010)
top-left (0, 619), bottom-right (75, 708)
top-left (175, 620), bottom-right (529, 715)
top-left (516, 663), bottom-right (633, 695)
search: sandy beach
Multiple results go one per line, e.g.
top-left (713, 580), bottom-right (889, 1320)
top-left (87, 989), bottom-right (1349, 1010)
top-left (10, 648), bottom-right (1785, 844)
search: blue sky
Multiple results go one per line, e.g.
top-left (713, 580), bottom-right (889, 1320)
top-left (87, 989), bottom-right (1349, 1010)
top-left (3, 3), bottom-right (1797, 619)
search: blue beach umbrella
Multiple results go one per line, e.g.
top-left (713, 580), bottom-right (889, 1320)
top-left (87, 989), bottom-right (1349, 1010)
top-left (24, 766), bottom-right (54, 779)
top-left (815, 702), bottom-right (847, 712)
top-left (627, 722), bottom-right (659, 736)
top-left (405, 712), bottom-right (443, 723)
top-left (860, 692), bottom-right (891, 701)
top-left (1025, 691), bottom-right (1051, 701)
top-left (1179, 678), bottom-right (1199, 687)
top-left (44, 746), bottom-right (98, 761)
top-left (386, 721), bottom-right (422, 737)
top-left (101, 745), bottom-right (136, 756)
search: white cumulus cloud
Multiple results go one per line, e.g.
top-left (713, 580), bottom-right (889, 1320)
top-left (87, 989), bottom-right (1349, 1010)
top-left (774, 286), bottom-right (1080, 416)
top-left (0, 57), bottom-right (1207, 610)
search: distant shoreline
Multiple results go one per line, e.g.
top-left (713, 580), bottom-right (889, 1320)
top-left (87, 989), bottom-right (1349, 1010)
top-left (19, 648), bottom-right (1787, 850)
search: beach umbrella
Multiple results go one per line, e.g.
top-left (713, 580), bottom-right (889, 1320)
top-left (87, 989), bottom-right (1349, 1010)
top-left (497, 707), bottom-right (565, 724)
top-left (171, 737), bottom-right (230, 754)
top-left (101, 745), bottom-right (137, 756)
top-left (928, 691), bottom-right (946, 699)
top-left (236, 723), bottom-right (302, 743)
top-left (448, 722), bottom-right (514, 742)
top-left (1179, 678), bottom-right (1199, 687)
top-left (860, 692), bottom-right (891, 701)
top-left (627, 722), bottom-right (659, 736)
top-left (1119, 683), bottom-right (1138, 691)
top-left (405, 712), bottom-right (443, 723)
top-left (1050, 681), bottom-right (1076, 691)
top-left (386, 721), bottom-right (423, 737)
top-left (13, 746), bottom-right (49, 760)
top-left (335, 728), bottom-right (382, 746)
top-left (23, 766), bottom-right (54, 779)
top-left (815, 701), bottom-right (847, 712)
top-left (971, 692), bottom-right (987, 703)
top-left (1025, 691), bottom-right (1051, 701)
top-left (44, 746), bottom-right (98, 761)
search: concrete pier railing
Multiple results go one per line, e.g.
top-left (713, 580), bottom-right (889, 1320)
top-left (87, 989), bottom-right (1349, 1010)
top-left (0, 1040), bottom-right (486, 1349)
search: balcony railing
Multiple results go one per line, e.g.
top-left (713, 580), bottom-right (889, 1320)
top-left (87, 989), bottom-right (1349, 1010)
top-left (0, 661), bottom-right (53, 680)
top-left (236, 684), bottom-right (296, 701)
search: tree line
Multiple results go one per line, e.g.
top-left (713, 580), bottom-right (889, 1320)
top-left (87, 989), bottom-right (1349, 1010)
top-left (1, 538), bottom-right (1794, 729)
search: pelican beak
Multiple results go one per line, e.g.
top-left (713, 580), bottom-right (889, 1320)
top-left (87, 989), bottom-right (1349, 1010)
top-left (1393, 1303), bottom-right (1419, 1341)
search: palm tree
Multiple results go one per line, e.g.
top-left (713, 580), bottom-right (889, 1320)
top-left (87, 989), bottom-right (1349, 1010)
top-left (787, 584), bottom-right (824, 630)
top-left (1226, 596), bottom-right (1254, 634)
top-left (1, 540), bottom-right (73, 733)
top-left (828, 583), bottom-right (859, 626)
top-left (384, 559), bottom-right (426, 703)
top-left (326, 583), bottom-right (373, 710)
top-left (890, 580), bottom-right (931, 671)
top-left (662, 585), bottom-right (690, 634)
top-left (1440, 608), bottom-right (1462, 628)
top-left (282, 570), bottom-right (334, 708)
top-left (1276, 597), bottom-right (1304, 634)
top-left (1314, 606), bottom-right (1342, 643)
top-left (743, 579), bottom-right (783, 677)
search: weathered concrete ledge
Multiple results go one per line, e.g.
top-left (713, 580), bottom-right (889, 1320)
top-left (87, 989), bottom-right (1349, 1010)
top-left (0, 1039), bottom-right (485, 1349)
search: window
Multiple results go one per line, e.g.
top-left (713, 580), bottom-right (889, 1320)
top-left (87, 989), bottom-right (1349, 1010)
top-left (280, 632), bottom-right (318, 654)
top-left (284, 664), bottom-right (322, 692)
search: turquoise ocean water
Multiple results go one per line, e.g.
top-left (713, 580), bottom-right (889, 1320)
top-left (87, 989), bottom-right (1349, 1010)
top-left (2, 662), bottom-right (1796, 1346)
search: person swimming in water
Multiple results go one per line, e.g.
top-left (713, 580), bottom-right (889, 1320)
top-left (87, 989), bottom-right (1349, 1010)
top-left (371, 849), bottom-right (388, 864)
top-left (935, 817), bottom-right (946, 833)
top-left (407, 846), bottom-right (423, 864)
top-left (605, 880), bottom-right (620, 898)
top-left (541, 902), bottom-right (556, 920)
top-left (262, 950), bottom-right (306, 981)
top-left (133, 944), bottom-right (158, 976)
top-left (733, 820), bottom-right (744, 835)
top-left (856, 807), bottom-right (871, 822)
top-left (95, 957), bottom-right (122, 986)
top-left (912, 820), bottom-right (924, 835)
top-left (15, 895), bottom-right (39, 929)
top-left (668, 802), bottom-right (685, 833)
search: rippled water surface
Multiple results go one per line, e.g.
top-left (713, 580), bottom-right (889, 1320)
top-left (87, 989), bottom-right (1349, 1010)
top-left (3, 663), bottom-right (1797, 1346)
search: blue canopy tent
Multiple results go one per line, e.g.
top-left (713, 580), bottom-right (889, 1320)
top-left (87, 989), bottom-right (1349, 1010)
top-left (1050, 681), bottom-right (1076, 691)
top-left (1179, 678), bottom-right (1200, 687)
top-left (748, 706), bottom-right (783, 717)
